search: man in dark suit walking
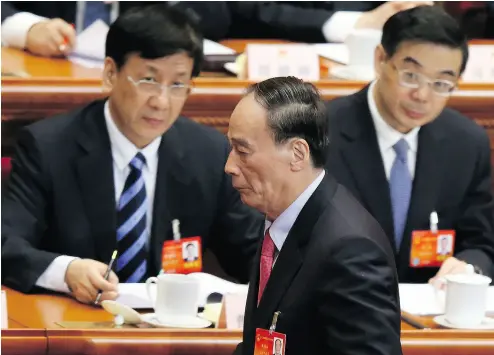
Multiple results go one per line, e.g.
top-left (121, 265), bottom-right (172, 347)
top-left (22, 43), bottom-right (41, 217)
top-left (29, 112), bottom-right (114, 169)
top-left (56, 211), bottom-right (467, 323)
top-left (226, 77), bottom-right (401, 355)
top-left (1, 5), bottom-right (262, 304)
top-left (326, 6), bottom-right (494, 284)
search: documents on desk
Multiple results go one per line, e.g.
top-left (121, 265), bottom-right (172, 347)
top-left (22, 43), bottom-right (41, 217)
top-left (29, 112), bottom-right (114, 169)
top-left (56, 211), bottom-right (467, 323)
top-left (399, 283), bottom-right (494, 316)
top-left (1, 290), bottom-right (7, 329)
top-left (312, 43), bottom-right (349, 65)
top-left (116, 272), bottom-right (248, 309)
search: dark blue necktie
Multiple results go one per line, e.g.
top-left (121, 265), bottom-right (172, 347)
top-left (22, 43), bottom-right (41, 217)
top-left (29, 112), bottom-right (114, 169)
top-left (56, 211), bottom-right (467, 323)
top-left (116, 153), bottom-right (148, 283)
top-left (83, 1), bottom-right (111, 31)
top-left (389, 139), bottom-right (412, 250)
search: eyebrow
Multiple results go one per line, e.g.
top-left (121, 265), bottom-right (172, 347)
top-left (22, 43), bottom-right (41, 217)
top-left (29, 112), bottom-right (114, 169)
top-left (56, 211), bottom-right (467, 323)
top-left (402, 56), bottom-right (457, 77)
top-left (230, 137), bottom-right (252, 149)
top-left (143, 65), bottom-right (189, 79)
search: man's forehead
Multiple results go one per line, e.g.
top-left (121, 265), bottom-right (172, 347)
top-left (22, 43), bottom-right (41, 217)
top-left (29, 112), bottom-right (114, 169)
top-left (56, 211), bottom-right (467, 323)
top-left (129, 53), bottom-right (193, 73)
top-left (394, 42), bottom-right (462, 76)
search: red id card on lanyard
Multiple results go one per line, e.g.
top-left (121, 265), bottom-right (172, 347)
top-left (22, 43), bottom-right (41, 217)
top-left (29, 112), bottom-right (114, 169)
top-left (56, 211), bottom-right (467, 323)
top-left (254, 329), bottom-right (286, 355)
top-left (161, 236), bottom-right (202, 274)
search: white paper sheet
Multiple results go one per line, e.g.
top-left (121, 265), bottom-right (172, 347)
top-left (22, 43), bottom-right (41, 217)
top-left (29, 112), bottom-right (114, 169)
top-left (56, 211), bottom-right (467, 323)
top-left (399, 283), bottom-right (494, 316)
top-left (116, 283), bottom-right (154, 309)
top-left (1, 291), bottom-right (7, 329)
top-left (116, 273), bottom-right (247, 309)
top-left (70, 20), bottom-right (108, 62)
top-left (203, 39), bottom-right (236, 55)
top-left (312, 43), bottom-right (349, 65)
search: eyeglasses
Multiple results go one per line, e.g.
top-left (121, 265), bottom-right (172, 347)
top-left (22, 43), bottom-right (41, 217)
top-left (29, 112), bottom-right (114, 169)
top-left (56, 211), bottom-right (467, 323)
top-left (390, 64), bottom-right (457, 97)
top-left (127, 76), bottom-right (191, 98)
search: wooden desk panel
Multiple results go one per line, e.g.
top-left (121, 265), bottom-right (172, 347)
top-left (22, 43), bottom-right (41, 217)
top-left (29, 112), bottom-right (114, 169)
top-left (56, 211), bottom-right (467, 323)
top-left (1, 329), bottom-right (47, 355)
top-left (2, 286), bottom-right (494, 355)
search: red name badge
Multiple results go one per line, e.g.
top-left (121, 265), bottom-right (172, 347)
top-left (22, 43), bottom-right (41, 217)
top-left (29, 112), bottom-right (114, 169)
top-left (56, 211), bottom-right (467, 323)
top-left (254, 328), bottom-right (286, 355)
top-left (410, 230), bottom-right (456, 268)
top-left (161, 236), bottom-right (202, 274)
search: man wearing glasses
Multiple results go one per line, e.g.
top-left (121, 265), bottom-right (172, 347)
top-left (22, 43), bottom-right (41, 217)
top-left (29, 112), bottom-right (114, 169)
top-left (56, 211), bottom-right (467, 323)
top-left (326, 5), bottom-right (494, 284)
top-left (2, 5), bottom-right (262, 304)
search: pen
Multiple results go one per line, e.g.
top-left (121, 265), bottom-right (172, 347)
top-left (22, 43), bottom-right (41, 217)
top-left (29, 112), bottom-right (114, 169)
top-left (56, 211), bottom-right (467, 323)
top-left (94, 250), bottom-right (118, 305)
top-left (400, 312), bottom-right (430, 330)
top-left (59, 23), bottom-right (75, 52)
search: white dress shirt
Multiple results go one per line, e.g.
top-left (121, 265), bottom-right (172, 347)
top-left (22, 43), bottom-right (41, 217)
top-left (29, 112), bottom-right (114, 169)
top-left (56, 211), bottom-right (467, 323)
top-left (367, 81), bottom-right (420, 180)
top-left (322, 11), bottom-right (363, 43)
top-left (264, 170), bottom-right (326, 265)
top-left (35, 100), bottom-right (161, 293)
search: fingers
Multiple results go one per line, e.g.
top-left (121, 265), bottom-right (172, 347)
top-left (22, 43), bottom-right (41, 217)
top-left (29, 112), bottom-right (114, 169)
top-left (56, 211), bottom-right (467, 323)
top-left (436, 257), bottom-right (467, 278)
top-left (429, 257), bottom-right (468, 287)
top-left (107, 270), bottom-right (119, 286)
top-left (99, 291), bottom-right (119, 302)
top-left (54, 20), bottom-right (76, 51)
top-left (73, 285), bottom-right (97, 304)
top-left (88, 268), bottom-right (118, 293)
top-left (65, 259), bottom-right (119, 304)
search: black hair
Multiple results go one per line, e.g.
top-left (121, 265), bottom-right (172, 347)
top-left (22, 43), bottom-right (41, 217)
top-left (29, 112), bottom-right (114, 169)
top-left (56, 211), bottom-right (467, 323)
top-left (382, 6), bottom-right (469, 73)
top-left (106, 4), bottom-right (203, 77)
top-left (246, 77), bottom-right (329, 168)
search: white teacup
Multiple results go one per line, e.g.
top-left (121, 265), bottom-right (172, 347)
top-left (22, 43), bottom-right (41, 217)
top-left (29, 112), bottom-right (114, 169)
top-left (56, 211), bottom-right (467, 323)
top-left (345, 29), bottom-right (382, 68)
top-left (443, 273), bottom-right (492, 327)
top-left (146, 274), bottom-right (200, 324)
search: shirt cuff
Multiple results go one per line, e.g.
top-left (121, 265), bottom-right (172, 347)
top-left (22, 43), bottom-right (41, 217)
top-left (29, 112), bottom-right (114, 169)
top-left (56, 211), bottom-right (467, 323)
top-left (1, 12), bottom-right (47, 49)
top-left (35, 255), bottom-right (79, 294)
top-left (322, 11), bottom-right (363, 43)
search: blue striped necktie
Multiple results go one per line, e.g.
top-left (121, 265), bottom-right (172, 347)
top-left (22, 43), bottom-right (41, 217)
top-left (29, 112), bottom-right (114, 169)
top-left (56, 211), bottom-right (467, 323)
top-left (389, 139), bottom-right (412, 250)
top-left (116, 153), bottom-right (148, 283)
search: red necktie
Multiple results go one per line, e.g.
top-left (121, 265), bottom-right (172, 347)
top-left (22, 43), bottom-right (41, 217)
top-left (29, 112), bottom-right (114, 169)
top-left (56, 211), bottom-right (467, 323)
top-left (258, 229), bottom-right (276, 305)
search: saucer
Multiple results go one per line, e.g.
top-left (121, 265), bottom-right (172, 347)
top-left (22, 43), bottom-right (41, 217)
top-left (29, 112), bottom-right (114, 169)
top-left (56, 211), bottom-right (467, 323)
top-left (101, 300), bottom-right (142, 325)
top-left (141, 313), bottom-right (212, 329)
top-left (433, 315), bottom-right (494, 330)
top-left (331, 65), bottom-right (375, 81)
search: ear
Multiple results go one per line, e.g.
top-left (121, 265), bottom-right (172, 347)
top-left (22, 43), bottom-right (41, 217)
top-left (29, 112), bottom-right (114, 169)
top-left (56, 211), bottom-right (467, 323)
top-left (102, 57), bottom-right (116, 92)
top-left (290, 138), bottom-right (311, 171)
top-left (374, 44), bottom-right (387, 78)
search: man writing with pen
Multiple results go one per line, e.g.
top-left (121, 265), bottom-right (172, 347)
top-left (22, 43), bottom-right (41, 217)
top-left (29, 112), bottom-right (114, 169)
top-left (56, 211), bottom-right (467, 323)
top-left (1, 5), bottom-right (262, 305)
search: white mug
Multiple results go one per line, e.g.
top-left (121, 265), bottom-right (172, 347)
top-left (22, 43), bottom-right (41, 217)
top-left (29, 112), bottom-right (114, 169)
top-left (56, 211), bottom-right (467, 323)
top-left (443, 273), bottom-right (492, 327)
top-left (345, 29), bottom-right (382, 68)
top-left (146, 274), bottom-right (200, 323)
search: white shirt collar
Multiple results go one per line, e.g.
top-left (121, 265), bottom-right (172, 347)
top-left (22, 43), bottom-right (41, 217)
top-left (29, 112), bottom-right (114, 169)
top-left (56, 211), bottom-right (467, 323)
top-left (367, 81), bottom-right (419, 153)
top-left (264, 170), bottom-right (326, 251)
top-left (104, 100), bottom-right (162, 173)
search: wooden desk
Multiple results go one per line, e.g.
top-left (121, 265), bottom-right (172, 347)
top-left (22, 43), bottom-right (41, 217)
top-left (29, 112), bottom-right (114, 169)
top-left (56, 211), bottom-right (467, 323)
top-left (2, 286), bottom-right (494, 355)
top-left (2, 42), bottom-right (494, 156)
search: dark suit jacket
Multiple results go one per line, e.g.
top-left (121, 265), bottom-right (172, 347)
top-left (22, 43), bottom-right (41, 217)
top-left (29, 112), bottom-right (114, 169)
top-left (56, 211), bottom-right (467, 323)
top-left (1, 1), bottom-right (164, 23)
top-left (235, 175), bottom-right (402, 355)
top-left (1, 100), bottom-right (263, 293)
top-left (325, 87), bottom-right (494, 282)
top-left (184, 1), bottom-right (383, 43)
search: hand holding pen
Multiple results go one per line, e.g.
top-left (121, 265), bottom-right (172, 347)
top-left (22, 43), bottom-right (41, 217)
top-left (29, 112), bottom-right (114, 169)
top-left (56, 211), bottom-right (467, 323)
top-left (95, 250), bottom-right (118, 305)
top-left (65, 252), bottom-right (119, 305)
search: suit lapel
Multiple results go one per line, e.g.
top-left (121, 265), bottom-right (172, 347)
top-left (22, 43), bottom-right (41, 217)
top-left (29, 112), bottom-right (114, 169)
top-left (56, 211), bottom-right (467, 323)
top-left (253, 176), bottom-right (335, 327)
top-left (149, 122), bottom-right (194, 274)
top-left (76, 101), bottom-right (117, 262)
top-left (398, 120), bottom-right (448, 267)
top-left (338, 89), bottom-right (395, 247)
